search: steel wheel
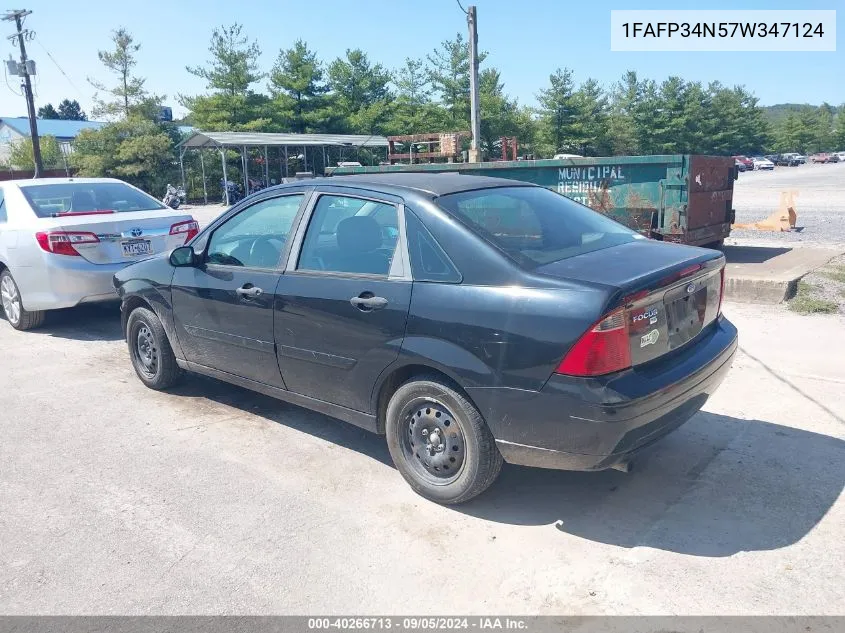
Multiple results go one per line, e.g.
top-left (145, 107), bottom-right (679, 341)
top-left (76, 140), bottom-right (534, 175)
top-left (400, 399), bottom-right (467, 485)
top-left (134, 323), bottom-right (159, 379)
top-left (1, 274), bottom-right (21, 326)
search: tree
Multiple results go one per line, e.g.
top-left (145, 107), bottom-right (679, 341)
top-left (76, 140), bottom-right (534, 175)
top-left (327, 49), bottom-right (393, 134)
top-left (57, 99), bottom-right (87, 121)
top-left (182, 24), bottom-right (270, 130)
top-left (37, 103), bottom-right (59, 119)
top-left (477, 68), bottom-right (519, 157)
top-left (89, 28), bottom-right (162, 120)
top-left (269, 40), bottom-right (329, 133)
top-left (834, 106), bottom-right (845, 150)
top-left (570, 78), bottom-right (610, 156)
top-left (537, 68), bottom-right (577, 156)
top-left (8, 135), bottom-right (64, 170)
top-left (427, 34), bottom-right (486, 129)
top-left (607, 71), bottom-right (641, 155)
top-left (72, 119), bottom-right (177, 194)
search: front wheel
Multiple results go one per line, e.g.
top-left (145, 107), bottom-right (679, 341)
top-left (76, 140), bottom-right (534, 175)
top-left (1, 270), bottom-right (45, 331)
top-left (385, 376), bottom-right (503, 505)
top-left (126, 306), bottom-right (183, 390)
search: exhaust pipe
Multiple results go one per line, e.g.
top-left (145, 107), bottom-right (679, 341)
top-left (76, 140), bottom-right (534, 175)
top-left (611, 460), bottom-right (633, 473)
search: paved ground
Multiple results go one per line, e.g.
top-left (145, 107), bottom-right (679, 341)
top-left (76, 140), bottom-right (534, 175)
top-left (1, 301), bottom-right (843, 615)
top-left (730, 162), bottom-right (845, 247)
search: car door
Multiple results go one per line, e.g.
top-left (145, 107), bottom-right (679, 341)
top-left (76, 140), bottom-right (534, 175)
top-left (171, 192), bottom-right (308, 387)
top-left (274, 188), bottom-right (413, 413)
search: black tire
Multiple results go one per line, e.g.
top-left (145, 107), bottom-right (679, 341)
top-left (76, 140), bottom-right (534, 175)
top-left (0, 269), bottom-right (45, 331)
top-left (126, 306), bottom-right (183, 390)
top-left (169, 199), bottom-right (181, 210)
top-left (385, 375), bottom-right (503, 504)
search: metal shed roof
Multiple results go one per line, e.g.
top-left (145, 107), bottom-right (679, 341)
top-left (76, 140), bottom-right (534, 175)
top-left (180, 131), bottom-right (390, 149)
top-left (0, 117), bottom-right (107, 139)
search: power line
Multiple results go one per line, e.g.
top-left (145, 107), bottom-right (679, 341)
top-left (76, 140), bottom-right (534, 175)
top-left (456, 0), bottom-right (468, 14)
top-left (34, 35), bottom-right (86, 99)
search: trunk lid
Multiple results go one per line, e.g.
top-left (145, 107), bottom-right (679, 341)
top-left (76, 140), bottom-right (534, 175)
top-left (46, 210), bottom-right (195, 264)
top-left (537, 240), bottom-right (724, 365)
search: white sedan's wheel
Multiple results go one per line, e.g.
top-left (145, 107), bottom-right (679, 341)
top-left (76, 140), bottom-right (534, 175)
top-left (0, 270), bottom-right (45, 331)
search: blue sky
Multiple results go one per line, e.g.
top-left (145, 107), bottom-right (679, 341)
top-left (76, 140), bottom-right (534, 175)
top-left (0, 0), bottom-right (841, 120)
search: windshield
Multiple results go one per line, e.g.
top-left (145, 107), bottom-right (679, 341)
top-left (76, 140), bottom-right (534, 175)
top-left (436, 186), bottom-right (638, 268)
top-left (20, 182), bottom-right (166, 218)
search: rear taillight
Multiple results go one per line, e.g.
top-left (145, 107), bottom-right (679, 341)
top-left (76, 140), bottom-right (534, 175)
top-left (718, 267), bottom-right (726, 315)
top-left (35, 231), bottom-right (100, 256)
top-left (556, 307), bottom-right (632, 377)
top-left (170, 220), bottom-right (199, 243)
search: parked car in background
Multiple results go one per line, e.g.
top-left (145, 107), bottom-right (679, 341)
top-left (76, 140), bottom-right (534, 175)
top-left (752, 157), bottom-right (775, 170)
top-left (811, 153), bottom-right (833, 163)
top-left (114, 173), bottom-right (737, 504)
top-left (733, 155), bottom-right (754, 170)
top-left (764, 154), bottom-right (780, 163)
top-left (829, 154), bottom-right (841, 163)
top-left (553, 153), bottom-right (584, 159)
top-left (734, 159), bottom-right (747, 172)
top-left (0, 178), bottom-right (198, 331)
top-left (781, 152), bottom-right (806, 165)
top-left (773, 154), bottom-right (801, 167)
top-left (835, 152), bottom-right (845, 162)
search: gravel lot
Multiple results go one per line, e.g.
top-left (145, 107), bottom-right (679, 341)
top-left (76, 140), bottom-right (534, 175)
top-left (730, 162), bottom-right (845, 247)
top-left (1, 300), bottom-right (844, 615)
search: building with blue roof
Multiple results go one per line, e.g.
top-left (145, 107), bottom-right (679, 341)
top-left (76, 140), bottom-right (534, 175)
top-left (0, 117), bottom-right (108, 165)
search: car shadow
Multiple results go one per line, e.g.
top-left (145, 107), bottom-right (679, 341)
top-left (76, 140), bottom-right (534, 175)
top-left (162, 373), bottom-right (844, 557)
top-left (169, 374), bottom-right (394, 467)
top-left (457, 411), bottom-right (844, 557)
top-left (14, 303), bottom-right (125, 341)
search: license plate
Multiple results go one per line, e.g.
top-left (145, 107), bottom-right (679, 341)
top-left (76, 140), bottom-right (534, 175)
top-left (121, 240), bottom-right (153, 257)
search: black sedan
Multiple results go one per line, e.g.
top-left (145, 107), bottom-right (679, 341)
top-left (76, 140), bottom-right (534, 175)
top-left (114, 174), bottom-right (738, 504)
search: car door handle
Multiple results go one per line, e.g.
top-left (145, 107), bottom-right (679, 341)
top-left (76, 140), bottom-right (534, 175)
top-left (350, 294), bottom-right (388, 311)
top-left (236, 285), bottom-right (263, 298)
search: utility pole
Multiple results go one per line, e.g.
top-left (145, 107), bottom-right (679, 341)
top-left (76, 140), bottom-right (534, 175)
top-left (3, 9), bottom-right (43, 177)
top-left (467, 5), bottom-right (482, 163)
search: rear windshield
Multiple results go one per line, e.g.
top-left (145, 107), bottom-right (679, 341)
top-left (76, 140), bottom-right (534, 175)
top-left (436, 186), bottom-right (638, 268)
top-left (20, 182), bottom-right (166, 218)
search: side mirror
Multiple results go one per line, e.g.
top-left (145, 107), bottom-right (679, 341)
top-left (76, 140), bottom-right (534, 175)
top-left (170, 246), bottom-right (197, 267)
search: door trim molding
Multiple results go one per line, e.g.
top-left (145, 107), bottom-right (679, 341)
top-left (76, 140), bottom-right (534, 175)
top-left (183, 324), bottom-right (275, 354)
top-left (277, 344), bottom-right (356, 370)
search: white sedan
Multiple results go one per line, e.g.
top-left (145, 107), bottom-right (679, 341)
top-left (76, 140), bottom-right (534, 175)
top-left (0, 177), bottom-right (197, 330)
top-left (752, 157), bottom-right (775, 170)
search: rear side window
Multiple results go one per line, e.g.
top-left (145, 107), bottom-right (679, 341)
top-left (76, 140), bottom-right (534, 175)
top-left (19, 182), bottom-right (166, 217)
top-left (436, 186), bottom-right (637, 269)
top-left (297, 194), bottom-right (399, 276)
top-left (404, 210), bottom-right (461, 283)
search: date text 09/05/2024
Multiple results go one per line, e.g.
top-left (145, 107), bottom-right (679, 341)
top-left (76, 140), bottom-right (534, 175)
top-left (308, 617), bottom-right (528, 630)
top-left (621, 22), bottom-right (825, 38)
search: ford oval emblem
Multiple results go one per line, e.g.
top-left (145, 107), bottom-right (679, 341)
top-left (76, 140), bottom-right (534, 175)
top-left (686, 283), bottom-right (696, 294)
top-left (130, 228), bottom-right (143, 238)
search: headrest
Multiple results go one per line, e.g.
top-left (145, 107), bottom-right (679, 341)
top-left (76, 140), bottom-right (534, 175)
top-left (336, 215), bottom-right (382, 253)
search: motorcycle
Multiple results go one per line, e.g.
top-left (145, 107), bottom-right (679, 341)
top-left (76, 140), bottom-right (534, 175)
top-left (162, 184), bottom-right (186, 210)
top-left (221, 179), bottom-right (243, 205)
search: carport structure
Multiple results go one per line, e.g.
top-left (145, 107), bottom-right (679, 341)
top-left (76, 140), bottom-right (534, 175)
top-left (178, 131), bottom-right (391, 205)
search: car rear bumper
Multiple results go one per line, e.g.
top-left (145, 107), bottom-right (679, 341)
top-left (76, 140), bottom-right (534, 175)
top-left (16, 257), bottom-right (127, 311)
top-left (469, 316), bottom-right (738, 471)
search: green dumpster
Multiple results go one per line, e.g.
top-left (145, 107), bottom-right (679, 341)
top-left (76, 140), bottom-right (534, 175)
top-left (328, 154), bottom-right (736, 247)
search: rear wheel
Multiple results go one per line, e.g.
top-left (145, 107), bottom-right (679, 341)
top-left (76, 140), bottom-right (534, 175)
top-left (126, 306), bottom-right (183, 390)
top-left (385, 376), bottom-right (503, 505)
top-left (0, 270), bottom-right (45, 331)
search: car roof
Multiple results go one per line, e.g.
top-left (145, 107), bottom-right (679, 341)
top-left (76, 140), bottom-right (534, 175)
top-left (277, 173), bottom-right (534, 198)
top-left (5, 177), bottom-right (126, 187)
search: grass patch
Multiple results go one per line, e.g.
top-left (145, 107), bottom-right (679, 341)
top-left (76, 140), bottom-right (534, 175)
top-left (788, 282), bottom-right (838, 315)
top-left (820, 265), bottom-right (845, 284)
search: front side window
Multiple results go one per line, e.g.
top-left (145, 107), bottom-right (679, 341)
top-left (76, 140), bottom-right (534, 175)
top-left (297, 194), bottom-right (398, 276)
top-left (206, 194), bottom-right (304, 269)
top-left (0, 189), bottom-right (6, 223)
top-left (435, 186), bottom-right (638, 268)
top-left (19, 182), bottom-right (166, 218)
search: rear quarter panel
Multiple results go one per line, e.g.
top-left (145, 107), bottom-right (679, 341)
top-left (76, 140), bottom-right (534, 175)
top-left (399, 281), bottom-right (609, 392)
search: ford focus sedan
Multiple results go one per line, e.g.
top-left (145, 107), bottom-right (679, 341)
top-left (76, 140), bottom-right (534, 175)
top-left (114, 174), bottom-right (737, 504)
top-left (0, 178), bottom-right (198, 330)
